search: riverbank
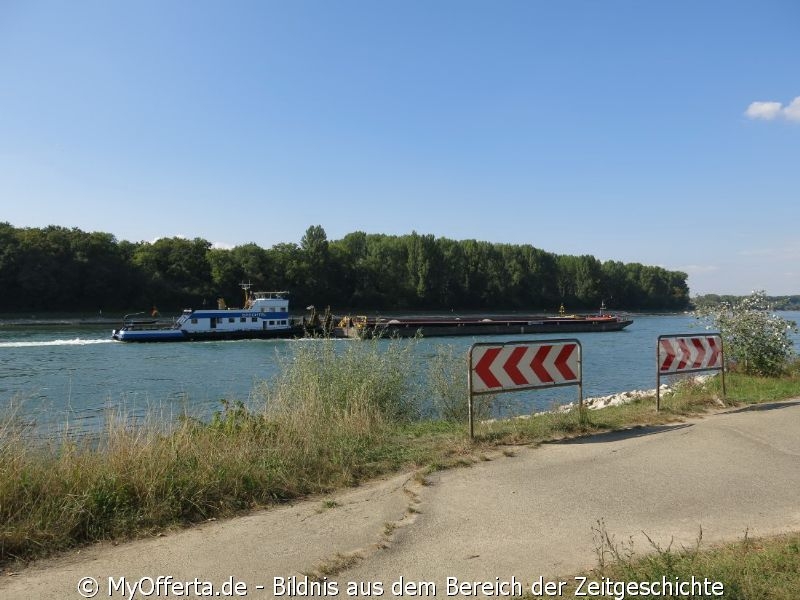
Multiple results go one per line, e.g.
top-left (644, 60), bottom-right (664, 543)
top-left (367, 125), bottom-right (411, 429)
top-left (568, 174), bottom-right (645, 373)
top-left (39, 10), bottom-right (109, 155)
top-left (4, 397), bottom-right (799, 600)
top-left (2, 335), bottom-right (799, 568)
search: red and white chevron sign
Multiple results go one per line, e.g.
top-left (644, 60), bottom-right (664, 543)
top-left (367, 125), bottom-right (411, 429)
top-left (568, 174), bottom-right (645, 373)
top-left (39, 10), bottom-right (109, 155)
top-left (658, 334), bottom-right (723, 374)
top-left (470, 340), bottom-right (581, 393)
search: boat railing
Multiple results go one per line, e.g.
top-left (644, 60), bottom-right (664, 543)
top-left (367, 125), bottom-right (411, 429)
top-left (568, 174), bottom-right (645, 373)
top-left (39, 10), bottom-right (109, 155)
top-left (252, 291), bottom-right (290, 300)
top-left (120, 312), bottom-right (180, 330)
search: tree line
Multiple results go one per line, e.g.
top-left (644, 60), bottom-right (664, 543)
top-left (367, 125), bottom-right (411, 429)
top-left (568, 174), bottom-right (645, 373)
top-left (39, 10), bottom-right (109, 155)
top-left (693, 294), bottom-right (800, 311)
top-left (0, 223), bottom-right (690, 314)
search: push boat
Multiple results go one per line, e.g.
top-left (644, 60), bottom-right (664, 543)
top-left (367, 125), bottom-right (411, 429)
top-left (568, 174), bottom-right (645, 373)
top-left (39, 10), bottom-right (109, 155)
top-left (112, 286), bottom-right (308, 342)
top-left (333, 304), bottom-right (633, 339)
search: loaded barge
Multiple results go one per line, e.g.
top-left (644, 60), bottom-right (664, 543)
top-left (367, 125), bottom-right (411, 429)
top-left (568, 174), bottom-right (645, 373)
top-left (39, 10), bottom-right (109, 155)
top-left (333, 306), bottom-right (632, 339)
top-left (112, 284), bottom-right (632, 342)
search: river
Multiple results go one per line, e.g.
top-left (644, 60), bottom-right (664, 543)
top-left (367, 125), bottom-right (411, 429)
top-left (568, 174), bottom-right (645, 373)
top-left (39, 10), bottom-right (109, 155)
top-left (2, 312), bottom-right (799, 436)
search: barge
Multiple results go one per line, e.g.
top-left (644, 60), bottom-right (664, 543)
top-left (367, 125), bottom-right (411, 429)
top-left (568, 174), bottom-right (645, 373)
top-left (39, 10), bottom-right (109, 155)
top-left (333, 307), bottom-right (632, 339)
top-left (112, 285), bottom-right (631, 342)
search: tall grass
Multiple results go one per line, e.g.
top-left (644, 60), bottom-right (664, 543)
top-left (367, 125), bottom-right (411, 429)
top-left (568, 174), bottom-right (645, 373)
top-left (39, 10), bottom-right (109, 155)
top-left (426, 344), bottom-right (498, 421)
top-left (253, 337), bottom-right (421, 483)
top-left (0, 338), bottom-right (421, 565)
top-left (2, 347), bottom-right (799, 567)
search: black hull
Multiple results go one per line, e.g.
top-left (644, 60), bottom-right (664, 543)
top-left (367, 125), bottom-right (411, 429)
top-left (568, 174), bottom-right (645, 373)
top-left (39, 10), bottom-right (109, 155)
top-left (182, 325), bottom-right (308, 342)
top-left (114, 325), bottom-right (311, 342)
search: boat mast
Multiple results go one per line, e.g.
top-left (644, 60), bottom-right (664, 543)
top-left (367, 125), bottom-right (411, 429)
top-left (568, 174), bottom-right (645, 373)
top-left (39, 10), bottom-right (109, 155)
top-left (240, 281), bottom-right (253, 309)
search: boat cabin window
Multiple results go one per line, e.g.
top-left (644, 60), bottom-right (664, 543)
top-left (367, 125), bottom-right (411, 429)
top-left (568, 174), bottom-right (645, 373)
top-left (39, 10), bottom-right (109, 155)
top-left (240, 317), bottom-right (246, 322)
top-left (228, 317), bottom-right (235, 323)
top-left (269, 320), bottom-right (275, 325)
top-left (251, 317), bottom-right (257, 322)
top-left (191, 318), bottom-right (198, 324)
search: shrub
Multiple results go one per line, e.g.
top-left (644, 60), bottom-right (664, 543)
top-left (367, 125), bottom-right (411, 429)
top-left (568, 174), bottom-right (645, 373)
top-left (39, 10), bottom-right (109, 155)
top-left (695, 291), bottom-right (798, 376)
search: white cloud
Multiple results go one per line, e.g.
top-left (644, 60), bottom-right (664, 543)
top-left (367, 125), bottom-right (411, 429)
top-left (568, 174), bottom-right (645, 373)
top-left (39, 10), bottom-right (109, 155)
top-left (745, 96), bottom-right (800, 122)
top-left (745, 101), bottom-right (782, 120)
top-left (738, 240), bottom-right (800, 260)
top-left (783, 97), bottom-right (800, 122)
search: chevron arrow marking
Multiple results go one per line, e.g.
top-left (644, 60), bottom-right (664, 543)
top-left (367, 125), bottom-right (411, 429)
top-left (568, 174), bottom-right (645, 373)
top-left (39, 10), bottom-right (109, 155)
top-left (659, 338), bottom-right (676, 372)
top-left (658, 335), bottom-right (723, 373)
top-left (677, 338), bottom-right (691, 370)
top-left (503, 346), bottom-right (528, 385)
top-left (474, 347), bottom-right (502, 389)
top-left (554, 343), bottom-right (578, 380)
top-left (530, 345), bottom-right (555, 383)
top-left (691, 337), bottom-right (706, 369)
top-left (707, 337), bottom-right (721, 367)
top-left (471, 340), bottom-right (583, 394)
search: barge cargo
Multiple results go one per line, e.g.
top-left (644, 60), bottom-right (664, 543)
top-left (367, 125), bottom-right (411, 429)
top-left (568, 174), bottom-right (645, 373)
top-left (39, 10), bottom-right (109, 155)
top-left (333, 309), bottom-right (632, 339)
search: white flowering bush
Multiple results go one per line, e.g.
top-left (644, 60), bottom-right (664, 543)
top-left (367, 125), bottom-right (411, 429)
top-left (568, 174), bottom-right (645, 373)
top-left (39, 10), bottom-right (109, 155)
top-left (694, 291), bottom-right (798, 376)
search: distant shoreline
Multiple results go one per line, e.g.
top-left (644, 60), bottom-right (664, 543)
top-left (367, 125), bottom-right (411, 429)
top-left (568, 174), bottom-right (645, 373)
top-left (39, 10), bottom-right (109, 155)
top-left (0, 317), bottom-right (122, 327)
top-left (0, 312), bottom-right (646, 329)
top-left (2, 308), bottom-right (798, 329)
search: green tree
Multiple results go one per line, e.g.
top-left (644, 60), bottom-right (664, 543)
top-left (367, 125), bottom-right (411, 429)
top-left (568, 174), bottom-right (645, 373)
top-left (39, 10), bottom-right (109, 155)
top-left (207, 248), bottom-right (242, 303)
top-left (601, 260), bottom-right (633, 308)
top-left (0, 222), bottom-right (22, 309)
top-left (132, 237), bottom-right (212, 307)
top-left (266, 242), bottom-right (305, 303)
top-left (329, 231), bottom-right (368, 306)
top-left (0, 223), bottom-right (692, 313)
top-left (435, 237), bottom-right (467, 308)
top-left (299, 225), bottom-right (331, 304)
top-left (406, 232), bottom-right (443, 306)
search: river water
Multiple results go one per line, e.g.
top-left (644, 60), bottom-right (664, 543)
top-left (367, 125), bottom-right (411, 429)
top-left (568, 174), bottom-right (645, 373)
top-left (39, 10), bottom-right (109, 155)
top-left (2, 312), bottom-right (799, 436)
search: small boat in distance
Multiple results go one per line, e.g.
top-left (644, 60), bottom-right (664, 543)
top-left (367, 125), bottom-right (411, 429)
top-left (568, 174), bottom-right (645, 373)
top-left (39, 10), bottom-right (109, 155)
top-left (112, 284), bottom-right (306, 342)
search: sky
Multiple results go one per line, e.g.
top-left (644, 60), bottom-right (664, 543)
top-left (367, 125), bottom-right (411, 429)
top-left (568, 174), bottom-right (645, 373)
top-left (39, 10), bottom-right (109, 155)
top-left (1, 1), bottom-right (798, 296)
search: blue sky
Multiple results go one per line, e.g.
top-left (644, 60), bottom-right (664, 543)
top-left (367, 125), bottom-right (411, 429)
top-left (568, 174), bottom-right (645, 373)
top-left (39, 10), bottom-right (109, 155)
top-left (1, 1), bottom-right (798, 296)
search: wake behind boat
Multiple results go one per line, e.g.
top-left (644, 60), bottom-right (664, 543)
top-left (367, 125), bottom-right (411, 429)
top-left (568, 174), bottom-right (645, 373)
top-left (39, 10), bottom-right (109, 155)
top-left (112, 285), bottom-right (308, 342)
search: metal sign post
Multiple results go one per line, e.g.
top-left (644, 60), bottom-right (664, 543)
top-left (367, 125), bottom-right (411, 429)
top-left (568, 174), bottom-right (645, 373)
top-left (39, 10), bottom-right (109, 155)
top-left (468, 339), bottom-right (583, 439)
top-left (656, 333), bottom-right (725, 410)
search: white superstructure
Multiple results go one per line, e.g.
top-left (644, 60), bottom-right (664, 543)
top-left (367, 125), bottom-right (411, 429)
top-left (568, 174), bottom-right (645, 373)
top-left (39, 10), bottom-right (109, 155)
top-left (112, 286), bottom-right (297, 342)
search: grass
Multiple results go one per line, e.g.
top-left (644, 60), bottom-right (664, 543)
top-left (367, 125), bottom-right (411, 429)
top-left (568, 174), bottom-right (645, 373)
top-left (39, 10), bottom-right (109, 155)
top-left (525, 522), bottom-right (800, 600)
top-left (1, 342), bottom-right (799, 568)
